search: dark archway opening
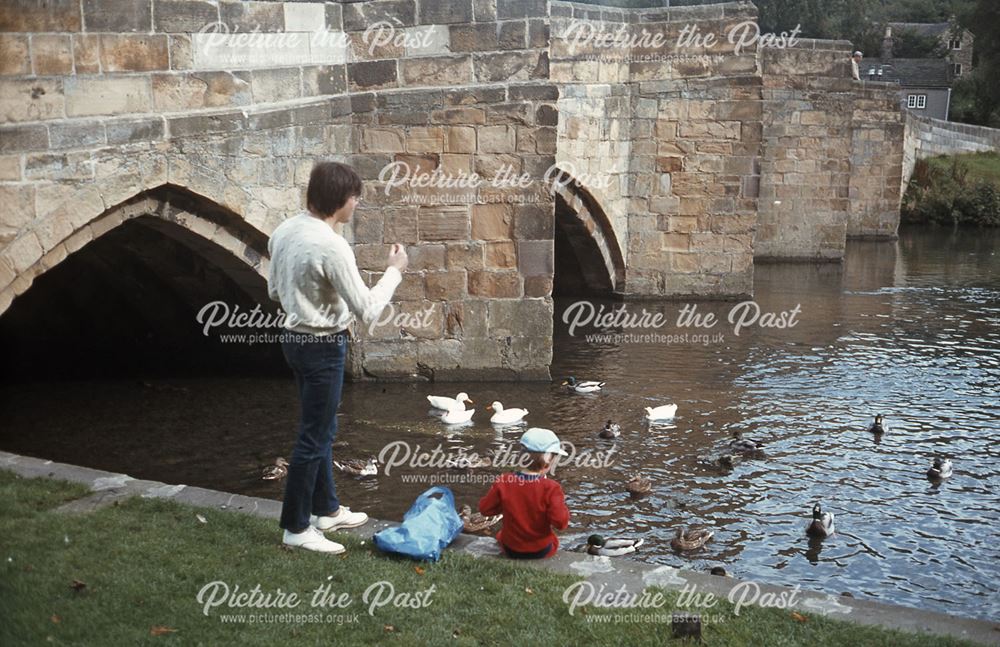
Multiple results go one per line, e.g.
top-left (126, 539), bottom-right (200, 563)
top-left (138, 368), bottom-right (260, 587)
top-left (553, 193), bottom-right (616, 298)
top-left (0, 215), bottom-right (285, 382)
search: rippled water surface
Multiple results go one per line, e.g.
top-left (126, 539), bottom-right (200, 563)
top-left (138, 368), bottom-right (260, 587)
top-left (2, 228), bottom-right (998, 620)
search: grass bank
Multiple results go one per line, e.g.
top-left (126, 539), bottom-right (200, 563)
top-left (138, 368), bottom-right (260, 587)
top-left (903, 152), bottom-right (1000, 226)
top-left (0, 470), bottom-right (979, 646)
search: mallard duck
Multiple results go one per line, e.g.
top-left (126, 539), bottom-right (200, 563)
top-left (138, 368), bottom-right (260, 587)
top-left (562, 377), bottom-right (605, 394)
top-left (671, 527), bottom-right (714, 552)
top-left (716, 454), bottom-right (737, 470)
top-left (926, 457), bottom-right (953, 481)
top-left (459, 504), bottom-right (502, 533)
top-left (599, 420), bottom-right (621, 439)
top-left (626, 474), bottom-right (652, 497)
top-left (805, 503), bottom-right (835, 538)
top-left (645, 404), bottom-right (678, 421)
top-left (586, 534), bottom-right (644, 556)
top-left (441, 407), bottom-right (475, 424)
top-left (428, 392), bottom-right (473, 411)
top-left (261, 457), bottom-right (289, 481)
top-left (333, 457), bottom-right (378, 477)
top-left (729, 431), bottom-right (764, 455)
top-left (868, 414), bottom-right (886, 434)
top-left (445, 454), bottom-right (492, 470)
top-left (489, 401), bottom-right (528, 425)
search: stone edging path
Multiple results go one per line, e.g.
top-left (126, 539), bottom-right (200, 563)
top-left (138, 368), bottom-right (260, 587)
top-left (2, 450), bottom-right (996, 645)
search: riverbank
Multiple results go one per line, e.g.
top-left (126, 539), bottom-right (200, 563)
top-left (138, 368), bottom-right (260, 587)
top-left (1, 451), bottom-right (995, 646)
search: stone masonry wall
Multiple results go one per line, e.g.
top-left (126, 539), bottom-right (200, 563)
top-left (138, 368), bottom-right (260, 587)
top-left (902, 113), bottom-right (1000, 189)
top-left (0, 0), bottom-right (557, 381)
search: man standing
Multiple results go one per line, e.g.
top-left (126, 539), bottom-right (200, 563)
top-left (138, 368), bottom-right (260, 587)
top-left (851, 51), bottom-right (864, 80)
top-left (267, 161), bottom-right (408, 553)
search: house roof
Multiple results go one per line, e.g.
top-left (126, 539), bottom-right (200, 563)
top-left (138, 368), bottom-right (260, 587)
top-left (876, 58), bottom-right (953, 88)
top-left (887, 22), bottom-right (952, 38)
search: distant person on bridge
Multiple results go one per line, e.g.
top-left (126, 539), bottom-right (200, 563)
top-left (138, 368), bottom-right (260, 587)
top-left (267, 161), bottom-right (408, 554)
top-left (851, 51), bottom-right (863, 81)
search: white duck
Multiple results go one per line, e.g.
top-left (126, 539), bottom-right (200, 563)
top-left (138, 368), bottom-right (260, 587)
top-left (489, 401), bottom-right (529, 425)
top-left (427, 392), bottom-right (473, 412)
top-left (645, 403), bottom-right (678, 421)
top-left (441, 406), bottom-right (475, 424)
top-left (805, 503), bottom-right (835, 538)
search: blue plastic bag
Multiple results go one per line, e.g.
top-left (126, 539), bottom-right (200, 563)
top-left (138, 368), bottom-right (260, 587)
top-left (373, 486), bottom-right (463, 561)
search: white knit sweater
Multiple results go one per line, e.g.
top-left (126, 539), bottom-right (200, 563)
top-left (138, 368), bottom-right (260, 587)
top-left (267, 212), bottom-right (401, 335)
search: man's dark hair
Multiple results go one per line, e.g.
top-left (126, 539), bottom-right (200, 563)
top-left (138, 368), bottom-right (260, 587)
top-left (306, 161), bottom-right (363, 216)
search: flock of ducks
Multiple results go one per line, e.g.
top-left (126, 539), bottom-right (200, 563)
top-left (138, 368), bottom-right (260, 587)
top-left (260, 383), bottom-right (956, 555)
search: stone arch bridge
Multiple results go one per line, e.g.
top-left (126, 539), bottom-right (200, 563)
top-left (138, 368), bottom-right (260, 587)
top-left (0, 0), bottom-right (905, 379)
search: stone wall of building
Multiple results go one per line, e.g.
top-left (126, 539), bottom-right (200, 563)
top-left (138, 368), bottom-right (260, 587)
top-left (847, 84), bottom-right (905, 238)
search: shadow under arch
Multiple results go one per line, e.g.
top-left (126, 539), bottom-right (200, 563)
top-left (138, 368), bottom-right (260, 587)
top-left (0, 184), bottom-right (284, 380)
top-left (550, 169), bottom-right (626, 298)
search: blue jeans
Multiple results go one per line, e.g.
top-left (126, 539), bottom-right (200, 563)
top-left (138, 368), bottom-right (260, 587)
top-left (279, 331), bottom-right (348, 532)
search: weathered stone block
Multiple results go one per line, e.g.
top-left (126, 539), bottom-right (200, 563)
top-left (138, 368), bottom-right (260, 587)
top-left (48, 121), bottom-right (107, 149)
top-left (383, 207), bottom-right (419, 244)
top-left (348, 60), bottom-right (398, 91)
top-left (497, 0), bottom-right (547, 19)
top-left (31, 34), bottom-right (73, 75)
top-left (251, 68), bottom-right (301, 103)
top-left (484, 240), bottom-right (516, 268)
top-left (106, 117), bottom-right (165, 144)
top-left (153, 0), bottom-right (219, 33)
top-left (401, 56), bottom-right (473, 87)
top-left (0, 125), bottom-right (47, 154)
top-left (425, 270), bottom-right (467, 300)
top-left (478, 125), bottom-right (515, 153)
top-left (0, 79), bottom-right (63, 123)
top-left (468, 270), bottom-right (521, 297)
top-left (152, 71), bottom-right (252, 110)
top-left (2, 0), bottom-right (79, 31)
top-left (73, 34), bottom-right (101, 73)
top-left (516, 239), bottom-right (552, 276)
top-left (407, 127), bottom-right (445, 153)
top-left (474, 50), bottom-right (547, 82)
top-left (419, 0), bottom-right (471, 24)
top-left (471, 203), bottom-right (513, 239)
top-left (303, 65), bottom-right (347, 96)
top-left (220, 1), bottom-right (283, 31)
top-left (446, 126), bottom-right (476, 153)
top-left (100, 35), bottom-right (169, 73)
top-left (82, 0), bottom-right (149, 31)
top-left (361, 128), bottom-right (405, 153)
top-left (418, 206), bottom-right (469, 241)
top-left (446, 241), bottom-right (484, 270)
top-left (343, 0), bottom-right (416, 32)
top-left (66, 77), bottom-right (150, 118)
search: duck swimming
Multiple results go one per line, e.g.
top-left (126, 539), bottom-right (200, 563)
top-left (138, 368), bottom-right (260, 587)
top-left (671, 527), bottom-right (714, 552)
top-left (586, 534), bottom-right (644, 556)
top-left (441, 406), bottom-right (476, 424)
top-left (261, 457), bottom-right (289, 481)
top-left (489, 401), bottom-right (529, 425)
top-left (868, 415), bottom-right (886, 434)
top-left (459, 505), bottom-right (502, 534)
top-left (562, 377), bottom-right (605, 394)
top-left (626, 474), bottom-right (652, 497)
top-left (645, 404), bottom-right (678, 421)
top-left (428, 392), bottom-right (473, 411)
top-left (333, 457), bottom-right (378, 477)
top-left (599, 420), bottom-right (621, 439)
top-left (805, 503), bottom-right (835, 538)
top-left (926, 457), bottom-right (953, 481)
top-left (729, 431), bottom-right (764, 455)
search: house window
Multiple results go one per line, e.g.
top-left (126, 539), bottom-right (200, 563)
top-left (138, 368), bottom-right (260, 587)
top-left (949, 39), bottom-right (961, 50)
top-left (907, 94), bottom-right (927, 110)
top-left (953, 63), bottom-right (963, 77)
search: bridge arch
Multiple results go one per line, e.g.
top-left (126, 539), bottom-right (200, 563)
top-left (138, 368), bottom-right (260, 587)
top-left (550, 168), bottom-right (626, 297)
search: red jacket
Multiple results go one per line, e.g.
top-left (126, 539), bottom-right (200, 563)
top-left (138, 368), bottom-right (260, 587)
top-left (479, 472), bottom-right (570, 557)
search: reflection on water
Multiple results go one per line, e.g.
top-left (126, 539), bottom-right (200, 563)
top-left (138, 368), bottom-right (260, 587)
top-left (1, 227), bottom-right (998, 620)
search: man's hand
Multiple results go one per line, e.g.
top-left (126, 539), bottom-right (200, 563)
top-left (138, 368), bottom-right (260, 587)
top-left (387, 243), bottom-right (409, 272)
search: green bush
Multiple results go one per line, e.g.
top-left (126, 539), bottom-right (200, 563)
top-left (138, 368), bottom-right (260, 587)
top-left (902, 154), bottom-right (1000, 226)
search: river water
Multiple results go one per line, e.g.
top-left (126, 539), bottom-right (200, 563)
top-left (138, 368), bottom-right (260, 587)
top-left (1, 228), bottom-right (998, 621)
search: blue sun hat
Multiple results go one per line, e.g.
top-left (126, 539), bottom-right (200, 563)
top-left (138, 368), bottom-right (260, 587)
top-left (519, 427), bottom-right (569, 456)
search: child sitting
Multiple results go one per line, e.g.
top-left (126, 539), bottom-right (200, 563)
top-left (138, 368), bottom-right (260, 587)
top-left (478, 427), bottom-right (570, 559)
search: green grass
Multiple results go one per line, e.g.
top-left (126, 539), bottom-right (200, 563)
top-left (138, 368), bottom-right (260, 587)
top-left (0, 470), bottom-right (980, 646)
top-left (925, 152), bottom-right (1000, 189)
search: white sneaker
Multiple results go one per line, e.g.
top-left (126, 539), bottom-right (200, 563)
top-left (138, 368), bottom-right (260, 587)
top-left (311, 506), bottom-right (369, 532)
top-left (282, 526), bottom-right (346, 554)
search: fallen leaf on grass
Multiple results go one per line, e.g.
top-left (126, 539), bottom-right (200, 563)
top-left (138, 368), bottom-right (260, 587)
top-left (524, 587), bottom-right (534, 595)
top-left (790, 612), bottom-right (808, 623)
top-left (50, 615), bottom-right (60, 624)
top-left (383, 624), bottom-right (396, 633)
top-left (69, 580), bottom-right (86, 592)
top-left (150, 625), bottom-right (177, 636)
top-left (414, 566), bottom-right (425, 576)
